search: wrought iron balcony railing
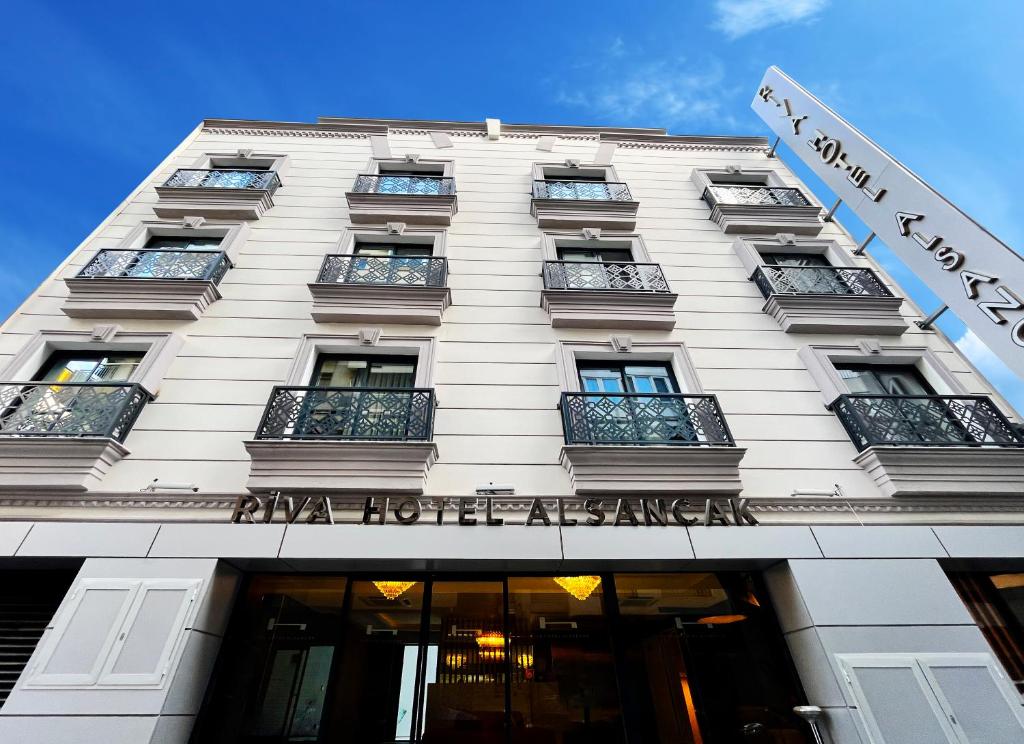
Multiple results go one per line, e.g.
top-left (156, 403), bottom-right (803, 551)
top-left (351, 174), bottom-right (456, 196)
top-left (316, 255), bottom-right (447, 287)
top-left (752, 265), bottom-right (893, 298)
top-left (543, 261), bottom-right (671, 293)
top-left (163, 168), bottom-right (281, 192)
top-left (533, 180), bottom-right (633, 201)
top-left (77, 249), bottom-right (230, 283)
top-left (0, 382), bottom-right (150, 442)
top-left (254, 386), bottom-right (435, 441)
top-left (703, 185), bottom-right (811, 208)
top-left (832, 394), bottom-right (1024, 451)
top-left (561, 392), bottom-right (735, 446)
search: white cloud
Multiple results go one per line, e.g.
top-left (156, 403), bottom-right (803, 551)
top-left (712, 0), bottom-right (829, 39)
top-left (556, 57), bottom-right (736, 129)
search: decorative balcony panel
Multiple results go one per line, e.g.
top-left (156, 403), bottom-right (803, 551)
top-left (701, 185), bottom-right (822, 235)
top-left (558, 392), bottom-right (745, 496)
top-left (531, 180), bottom-right (639, 230)
top-left (540, 261), bottom-right (676, 329)
top-left (751, 265), bottom-right (907, 335)
top-left (0, 382), bottom-right (150, 492)
top-left (308, 255), bottom-right (451, 325)
top-left (244, 386), bottom-right (437, 494)
top-left (63, 249), bottom-right (230, 320)
top-left (346, 175), bottom-right (458, 225)
top-left (833, 394), bottom-right (1024, 497)
top-left (154, 168), bottom-right (281, 219)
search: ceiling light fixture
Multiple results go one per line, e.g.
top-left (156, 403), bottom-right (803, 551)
top-left (554, 575), bottom-right (602, 601)
top-left (372, 580), bottom-right (416, 601)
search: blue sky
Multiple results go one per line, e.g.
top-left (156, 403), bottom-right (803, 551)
top-left (1, 0), bottom-right (1021, 409)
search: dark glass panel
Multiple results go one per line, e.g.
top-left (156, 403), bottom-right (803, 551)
top-left (310, 355), bottom-right (417, 389)
top-left (420, 581), bottom-right (506, 744)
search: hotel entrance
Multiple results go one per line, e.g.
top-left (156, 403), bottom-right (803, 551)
top-left (192, 572), bottom-right (810, 744)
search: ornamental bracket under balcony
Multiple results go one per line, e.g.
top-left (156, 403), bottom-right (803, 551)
top-left (308, 255), bottom-right (451, 325)
top-left (0, 381), bottom-right (150, 492)
top-left (346, 174), bottom-right (458, 226)
top-left (531, 180), bottom-right (640, 231)
top-left (63, 248), bottom-right (231, 320)
top-left (752, 264), bottom-right (908, 335)
top-left (558, 392), bottom-right (746, 496)
top-left (244, 386), bottom-right (438, 495)
top-left (541, 260), bottom-right (677, 330)
top-left (832, 393), bottom-right (1024, 497)
top-left (154, 168), bottom-right (281, 220)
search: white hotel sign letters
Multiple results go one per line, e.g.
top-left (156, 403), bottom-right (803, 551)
top-left (753, 66), bottom-right (1024, 377)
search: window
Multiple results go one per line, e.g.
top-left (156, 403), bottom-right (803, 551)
top-left (310, 355), bottom-right (417, 389)
top-left (368, 161), bottom-right (451, 196)
top-left (578, 362), bottom-right (679, 394)
top-left (949, 571), bottom-right (1024, 695)
top-left (836, 363), bottom-right (935, 396)
top-left (35, 352), bottom-right (144, 383)
top-left (143, 235), bottom-right (223, 251)
top-left (557, 246), bottom-right (634, 263)
top-left (344, 243), bottom-right (438, 286)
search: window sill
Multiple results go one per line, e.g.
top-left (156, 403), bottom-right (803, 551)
top-left (855, 445), bottom-right (1024, 497)
top-left (345, 192), bottom-right (458, 226)
top-left (706, 203), bottom-right (823, 235)
top-left (531, 198), bottom-right (639, 230)
top-left (308, 283), bottom-right (451, 325)
top-left (762, 294), bottom-right (908, 335)
top-left (63, 278), bottom-right (222, 321)
top-left (560, 444), bottom-right (746, 496)
top-left (153, 186), bottom-right (276, 220)
top-left (0, 437), bottom-right (130, 492)
top-left (541, 289), bottom-right (677, 330)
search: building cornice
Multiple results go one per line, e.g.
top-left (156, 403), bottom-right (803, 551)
top-left (199, 117), bottom-right (769, 151)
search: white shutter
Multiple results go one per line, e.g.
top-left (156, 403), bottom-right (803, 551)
top-left (837, 654), bottom-right (959, 744)
top-left (27, 579), bottom-right (140, 687)
top-left (25, 577), bottom-right (201, 690)
top-left (917, 653), bottom-right (1024, 744)
top-left (98, 579), bottom-right (201, 686)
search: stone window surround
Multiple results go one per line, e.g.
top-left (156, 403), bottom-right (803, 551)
top-left (285, 333), bottom-right (438, 389)
top-left (555, 339), bottom-right (703, 394)
top-left (0, 328), bottom-right (184, 396)
top-left (540, 230), bottom-right (652, 263)
top-left (690, 166), bottom-right (791, 193)
top-left (335, 224), bottom-right (448, 258)
top-left (189, 151), bottom-right (291, 180)
top-left (531, 162), bottom-right (623, 183)
top-left (364, 156), bottom-right (455, 178)
top-left (82, 218), bottom-right (251, 266)
top-left (798, 342), bottom-right (966, 406)
top-left (732, 235), bottom-right (858, 279)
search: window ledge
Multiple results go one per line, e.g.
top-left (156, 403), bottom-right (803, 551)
top-left (560, 445), bottom-right (746, 496)
top-left (308, 283), bottom-right (451, 325)
top-left (63, 278), bottom-right (222, 321)
top-left (541, 289), bottom-right (677, 330)
top-left (153, 186), bottom-right (275, 220)
top-left (345, 192), bottom-right (458, 226)
top-left (708, 203), bottom-right (823, 235)
top-left (244, 440), bottom-right (438, 495)
top-left (530, 198), bottom-right (640, 230)
top-left (0, 437), bottom-right (130, 493)
top-left (762, 294), bottom-right (908, 335)
top-left (855, 445), bottom-right (1024, 497)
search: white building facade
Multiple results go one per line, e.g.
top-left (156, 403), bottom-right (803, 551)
top-left (0, 116), bottom-right (1022, 744)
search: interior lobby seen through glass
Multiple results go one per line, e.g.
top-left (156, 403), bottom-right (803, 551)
top-left (310, 355), bottom-right (417, 388)
top-left (835, 363), bottom-right (935, 395)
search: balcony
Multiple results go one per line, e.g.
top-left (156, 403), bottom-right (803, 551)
top-left (244, 386), bottom-right (438, 494)
top-left (833, 394), bottom-right (1024, 497)
top-left (751, 265), bottom-right (908, 335)
top-left (0, 382), bottom-right (150, 491)
top-left (558, 392), bottom-right (746, 496)
top-left (702, 185), bottom-right (823, 235)
top-left (540, 260), bottom-right (677, 329)
top-left (531, 180), bottom-right (639, 230)
top-left (308, 255), bottom-right (451, 325)
top-left (154, 168), bottom-right (281, 220)
top-left (345, 174), bottom-right (458, 226)
top-left (63, 249), bottom-right (231, 320)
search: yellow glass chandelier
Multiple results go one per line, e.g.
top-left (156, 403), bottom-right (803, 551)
top-left (554, 575), bottom-right (602, 601)
top-left (475, 630), bottom-right (505, 649)
top-left (372, 580), bottom-right (417, 600)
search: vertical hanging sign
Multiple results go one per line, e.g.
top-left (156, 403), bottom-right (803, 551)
top-left (753, 66), bottom-right (1024, 378)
